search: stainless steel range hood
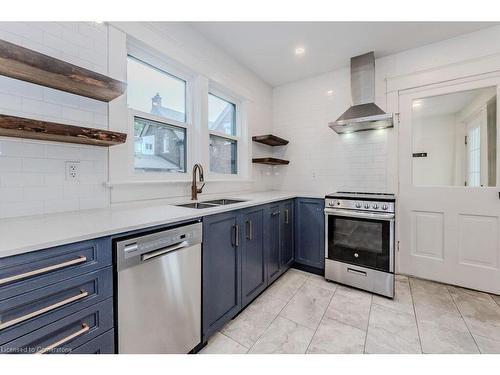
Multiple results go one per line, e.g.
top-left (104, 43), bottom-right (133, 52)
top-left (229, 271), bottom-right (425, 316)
top-left (329, 52), bottom-right (393, 134)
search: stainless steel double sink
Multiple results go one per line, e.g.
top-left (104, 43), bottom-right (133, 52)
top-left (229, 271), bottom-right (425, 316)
top-left (175, 199), bottom-right (247, 209)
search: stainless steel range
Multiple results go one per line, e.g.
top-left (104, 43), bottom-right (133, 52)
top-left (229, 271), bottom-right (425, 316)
top-left (324, 192), bottom-right (395, 298)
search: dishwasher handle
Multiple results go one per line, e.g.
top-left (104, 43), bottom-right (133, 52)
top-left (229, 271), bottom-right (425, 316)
top-left (141, 241), bottom-right (189, 262)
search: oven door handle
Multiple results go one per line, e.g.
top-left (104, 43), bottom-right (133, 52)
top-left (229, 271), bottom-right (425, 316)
top-left (324, 208), bottom-right (395, 221)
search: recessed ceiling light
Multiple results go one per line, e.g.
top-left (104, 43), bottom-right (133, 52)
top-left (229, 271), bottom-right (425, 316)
top-left (294, 47), bottom-right (305, 56)
top-left (326, 90), bottom-right (334, 96)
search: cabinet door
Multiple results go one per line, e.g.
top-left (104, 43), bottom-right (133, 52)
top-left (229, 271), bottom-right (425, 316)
top-left (202, 211), bottom-right (241, 339)
top-left (241, 206), bottom-right (266, 307)
top-left (280, 200), bottom-right (294, 269)
top-left (267, 203), bottom-right (281, 283)
top-left (295, 198), bottom-right (325, 270)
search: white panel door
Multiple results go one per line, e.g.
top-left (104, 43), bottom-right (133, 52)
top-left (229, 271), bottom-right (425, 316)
top-left (398, 76), bottom-right (500, 294)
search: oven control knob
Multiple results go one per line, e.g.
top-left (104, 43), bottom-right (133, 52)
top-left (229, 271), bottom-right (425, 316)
top-left (364, 203), bottom-right (370, 209)
top-left (372, 203), bottom-right (379, 209)
top-left (382, 204), bottom-right (388, 210)
top-left (355, 202), bottom-right (361, 208)
top-left (329, 201), bottom-right (335, 207)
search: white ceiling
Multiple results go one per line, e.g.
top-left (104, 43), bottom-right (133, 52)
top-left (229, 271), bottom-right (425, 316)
top-left (189, 22), bottom-right (498, 87)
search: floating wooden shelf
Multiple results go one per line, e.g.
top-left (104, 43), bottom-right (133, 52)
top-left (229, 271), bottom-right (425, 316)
top-left (0, 39), bottom-right (126, 102)
top-left (252, 134), bottom-right (289, 146)
top-left (252, 158), bottom-right (289, 165)
top-left (0, 114), bottom-right (127, 147)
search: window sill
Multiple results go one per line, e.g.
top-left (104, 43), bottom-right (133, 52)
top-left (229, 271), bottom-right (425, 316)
top-left (105, 178), bottom-right (254, 187)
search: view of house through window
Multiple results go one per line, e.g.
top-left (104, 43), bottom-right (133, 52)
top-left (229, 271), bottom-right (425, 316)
top-left (208, 93), bottom-right (238, 174)
top-left (134, 117), bottom-right (186, 173)
top-left (127, 55), bottom-right (188, 173)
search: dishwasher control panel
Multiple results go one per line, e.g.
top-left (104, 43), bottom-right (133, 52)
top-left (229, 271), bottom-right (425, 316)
top-left (115, 221), bottom-right (202, 270)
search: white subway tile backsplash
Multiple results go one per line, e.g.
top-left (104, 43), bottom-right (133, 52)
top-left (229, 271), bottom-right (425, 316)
top-left (0, 21), bottom-right (111, 219)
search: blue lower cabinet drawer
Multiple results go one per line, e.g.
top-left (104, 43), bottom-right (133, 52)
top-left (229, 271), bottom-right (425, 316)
top-left (0, 237), bottom-right (112, 301)
top-left (1, 299), bottom-right (114, 354)
top-left (72, 329), bottom-right (115, 354)
top-left (0, 267), bottom-right (113, 345)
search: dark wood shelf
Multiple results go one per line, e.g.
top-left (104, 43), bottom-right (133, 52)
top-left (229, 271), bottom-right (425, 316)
top-left (252, 158), bottom-right (289, 165)
top-left (0, 39), bottom-right (126, 102)
top-left (252, 134), bottom-right (289, 146)
top-left (0, 114), bottom-right (127, 147)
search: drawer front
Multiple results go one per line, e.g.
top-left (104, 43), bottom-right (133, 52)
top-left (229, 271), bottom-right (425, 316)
top-left (1, 299), bottom-right (114, 354)
top-left (72, 329), bottom-right (115, 354)
top-left (0, 237), bottom-right (112, 301)
top-left (0, 267), bottom-right (112, 345)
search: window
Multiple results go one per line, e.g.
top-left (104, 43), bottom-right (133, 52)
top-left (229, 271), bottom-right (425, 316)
top-left (127, 54), bottom-right (189, 174)
top-left (134, 117), bottom-right (186, 173)
top-left (208, 93), bottom-right (238, 174)
top-left (127, 55), bottom-right (186, 123)
top-left (467, 125), bottom-right (481, 187)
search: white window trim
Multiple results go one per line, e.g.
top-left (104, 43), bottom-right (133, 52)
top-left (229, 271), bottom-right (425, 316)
top-left (206, 87), bottom-right (248, 180)
top-left (125, 41), bottom-right (196, 182)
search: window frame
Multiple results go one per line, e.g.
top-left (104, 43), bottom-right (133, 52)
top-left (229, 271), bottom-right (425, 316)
top-left (207, 88), bottom-right (242, 179)
top-left (126, 43), bottom-right (195, 181)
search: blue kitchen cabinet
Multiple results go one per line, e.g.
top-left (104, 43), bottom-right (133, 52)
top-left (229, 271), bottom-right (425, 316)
top-left (294, 198), bottom-right (325, 272)
top-left (0, 237), bottom-right (115, 354)
top-left (280, 200), bottom-right (294, 269)
top-left (202, 211), bottom-right (242, 339)
top-left (266, 202), bottom-right (282, 284)
top-left (241, 205), bottom-right (267, 307)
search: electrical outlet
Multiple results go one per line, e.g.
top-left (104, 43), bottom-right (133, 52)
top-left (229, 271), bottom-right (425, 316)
top-left (65, 161), bottom-right (80, 182)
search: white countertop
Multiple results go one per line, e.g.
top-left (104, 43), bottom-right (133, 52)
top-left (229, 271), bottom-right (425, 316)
top-left (0, 190), bottom-right (324, 259)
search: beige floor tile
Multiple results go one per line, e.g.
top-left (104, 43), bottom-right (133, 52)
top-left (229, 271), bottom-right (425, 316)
top-left (280, 280), bottom-right (334, 329)
top-left (264, 269), bottom-right (308, 301)
top-left (249, 316), bottom-right (314, 354)
top-left (491, 294), bottom-right (500, 307)
top-left (372, 275), bottom-right (414, 315)
top-left (409, 277), bottom-right (459, 315)
top-left (448, 286), bottom-right (500, 342)
top-left (325, 286), bottom-right (372, 331)
top-left (221, 293), bottom-right (288, 348)
top-left (307, 273), bottom-right (338, 292)
top-left (415, 305), bottom-right (479, 353)
top-left (307, 317), bottom-right (366, 354)
top-left (365, 304), bottom-right (421, 354)
top-left (473, 335), bottom-right (500, 354)
top-left (200, 332), bottom-right (248, 354)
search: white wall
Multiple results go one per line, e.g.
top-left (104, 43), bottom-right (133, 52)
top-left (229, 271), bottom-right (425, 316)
top-left (0, 21), bottom-right (274, 218)
top-left (412, 114), bottom-right (457, 186)
top-left (271, 25), bottom-right (500, 195)
top-left (107, 22), bottom-right (274, 203)
top-left (0, 22), bottom-right (110, 218)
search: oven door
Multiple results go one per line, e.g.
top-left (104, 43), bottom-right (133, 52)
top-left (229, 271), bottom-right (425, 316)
top-left (325, 208), bottom-right (394, 273)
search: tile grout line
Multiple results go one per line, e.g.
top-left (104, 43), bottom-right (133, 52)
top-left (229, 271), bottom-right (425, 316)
top-left (408, 277), bottom-right (424, 354)
top-left (362, 294), bottom-right (373, 354)
top-left (218, 331), bottom-right (251, 352)
top-left (445, 284), bottom-right (481, 353)
top-left (304, 282), bottom-right (338, 354)
top-left (246, 270), bottom-right (309, 353)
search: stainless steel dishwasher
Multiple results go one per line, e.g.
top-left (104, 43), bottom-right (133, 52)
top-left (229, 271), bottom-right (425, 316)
top-left (116, 222), bottom-right (202, 354)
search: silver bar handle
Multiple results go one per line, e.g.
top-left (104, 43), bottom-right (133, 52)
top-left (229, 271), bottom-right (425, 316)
top-left (347, 268), bottom-right (367, 277)
top-left (235, 224), bottom-right (240, 247)
top-left (246, 220), bottom-right (253, 240)
top-left (325, 208), bottom-right (395, 221)
top-left (284, 209), bottom-right (289, 224)
top-left (271, 211), bottom-right (280, 216)
top-left (141, 241), bottom-right (188, 261)
top-left (0, 256), bottom-right (87, 286)
top-left (0, 290), bottom-right (89, 331)
top-left (36, 323), bottom-right (90, 354)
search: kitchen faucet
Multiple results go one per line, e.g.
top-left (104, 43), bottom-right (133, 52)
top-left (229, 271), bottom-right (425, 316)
top-left (191, 164), bottom-right (205, 200)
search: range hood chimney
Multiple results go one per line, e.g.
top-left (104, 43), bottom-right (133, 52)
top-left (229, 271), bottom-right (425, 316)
top-left (329, 52), bottom-right (393, 134)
